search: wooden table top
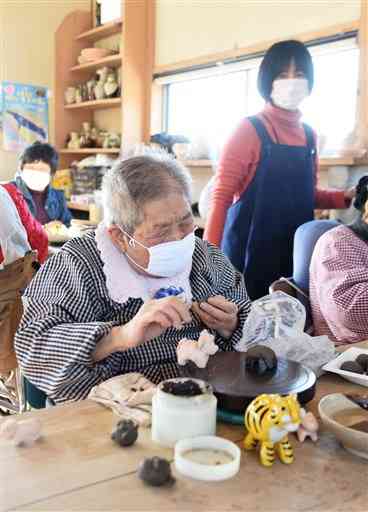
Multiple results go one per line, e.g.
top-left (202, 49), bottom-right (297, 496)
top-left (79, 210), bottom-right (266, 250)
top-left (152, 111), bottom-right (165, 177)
top-left (1, 348), bottom-right (367, 511)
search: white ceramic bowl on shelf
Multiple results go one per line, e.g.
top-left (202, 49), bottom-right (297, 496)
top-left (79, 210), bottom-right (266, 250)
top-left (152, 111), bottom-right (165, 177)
top-left (80, 48), bottom-right (113, 61)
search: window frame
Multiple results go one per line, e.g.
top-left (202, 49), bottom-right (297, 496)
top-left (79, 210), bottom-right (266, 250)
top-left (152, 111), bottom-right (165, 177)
top-left (160, 36), bottom-right (359, 148)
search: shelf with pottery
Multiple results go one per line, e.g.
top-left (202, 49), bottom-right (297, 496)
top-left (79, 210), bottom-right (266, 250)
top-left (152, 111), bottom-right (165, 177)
top-left (64, 98), bottom-right (121, 111)
top-left (75, 18), bottom-right (122, 43)
top-left (55, 3), bottom-right (154, 169)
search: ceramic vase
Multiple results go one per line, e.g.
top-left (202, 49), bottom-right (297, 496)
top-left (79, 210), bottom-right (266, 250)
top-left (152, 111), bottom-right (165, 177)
top-left (64, 87), bottom-right (76, 105)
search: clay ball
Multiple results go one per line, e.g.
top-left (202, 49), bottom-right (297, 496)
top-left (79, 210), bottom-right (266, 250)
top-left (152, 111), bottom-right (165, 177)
top-left (162, 379), bottom-right (203, 397)
top-left (138, 457), bottom-right (175, 487)
top-left (245, 345), bottom-right (278, 376)
top-left (340, 361), bottom-right (364, 374)
top-left (356, 354), bottom-right (368, 372)
top-left (111, 419), bottom-right (138, 447)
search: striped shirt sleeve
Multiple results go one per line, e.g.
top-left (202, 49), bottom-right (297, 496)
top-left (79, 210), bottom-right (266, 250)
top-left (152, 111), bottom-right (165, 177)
top-left (202, 241), bottom-right (251, 350)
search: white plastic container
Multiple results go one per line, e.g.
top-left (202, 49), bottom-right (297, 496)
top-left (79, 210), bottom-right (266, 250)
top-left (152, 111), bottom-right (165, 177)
top-left (151, 378), bottom-right (217, 447)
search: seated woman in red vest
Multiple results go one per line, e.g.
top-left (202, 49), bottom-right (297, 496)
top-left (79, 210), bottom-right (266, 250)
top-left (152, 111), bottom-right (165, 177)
top-left (0, 183), bottom-right (48, 266)
top-left (14, 142), bottom-right (72, 227)
top-left (310, 176), bottom-right (368, 345)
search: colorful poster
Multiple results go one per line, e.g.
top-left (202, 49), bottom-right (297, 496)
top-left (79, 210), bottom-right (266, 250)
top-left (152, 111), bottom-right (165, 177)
top-left (0, 81), bottom-right (49, 152)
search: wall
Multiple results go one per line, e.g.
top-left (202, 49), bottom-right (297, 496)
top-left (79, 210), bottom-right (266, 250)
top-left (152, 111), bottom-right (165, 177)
top-left (0, 0), bottom-right (90, 180)
top-left (156, 0), bottom-right (360, 67)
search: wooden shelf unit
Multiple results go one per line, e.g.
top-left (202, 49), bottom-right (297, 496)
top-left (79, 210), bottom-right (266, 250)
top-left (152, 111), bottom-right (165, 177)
top-left (319, 157), bottom-right (355, 167)
top-left (75, 18), bottom-right (122, 43)
top-left (64, 98), bottom-right (121, 111)
top-left (59, 148), bottom-right (120, 154)
top-left (183, 160), bottom-right (213, 167)
top-left (55, 3), bottom-right (154, 170)
top-left (183, 158), bottom-right (356, 169)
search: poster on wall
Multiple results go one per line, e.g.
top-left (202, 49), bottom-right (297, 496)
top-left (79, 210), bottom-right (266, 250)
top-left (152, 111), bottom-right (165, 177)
top-left (0, 81), bottom-right (49, 152)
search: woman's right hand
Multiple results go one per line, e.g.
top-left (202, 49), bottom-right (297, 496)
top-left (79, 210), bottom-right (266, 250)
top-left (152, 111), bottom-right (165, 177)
top-left (116, 297), bottom-right (192, 350)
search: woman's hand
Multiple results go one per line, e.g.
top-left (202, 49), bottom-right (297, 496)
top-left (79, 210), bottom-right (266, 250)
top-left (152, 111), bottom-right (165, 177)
top-left (93, 297), bottom-right (192, 362)
top-left (118, 297), bottom-right (192, 349)
top-left (344, 187), bottom-right (355, 203)
top-left (192, 295), bottom-right (238, 339)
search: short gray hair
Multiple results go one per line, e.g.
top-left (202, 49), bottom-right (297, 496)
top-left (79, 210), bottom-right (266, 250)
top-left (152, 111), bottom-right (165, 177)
top-left (102, 150), bottom-right (192, 233)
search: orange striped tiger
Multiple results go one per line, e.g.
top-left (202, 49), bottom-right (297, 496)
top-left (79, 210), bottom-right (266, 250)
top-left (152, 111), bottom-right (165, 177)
top-left (244, 394), bottom-right (302, 467)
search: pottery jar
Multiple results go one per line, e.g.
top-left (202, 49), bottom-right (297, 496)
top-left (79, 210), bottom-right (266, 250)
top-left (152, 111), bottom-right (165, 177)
top-left (64, 87), bottom-right (76, 105)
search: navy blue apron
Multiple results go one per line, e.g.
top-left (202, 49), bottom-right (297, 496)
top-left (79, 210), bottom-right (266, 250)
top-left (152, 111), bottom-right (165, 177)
top-left (221, 115), bottom-right (315, 300)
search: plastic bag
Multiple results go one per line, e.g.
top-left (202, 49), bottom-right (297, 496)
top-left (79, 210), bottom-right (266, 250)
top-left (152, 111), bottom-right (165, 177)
top-left (236, 291), bottom-right (335, 375)
top-left (237, 291), bottom-right (306, 349)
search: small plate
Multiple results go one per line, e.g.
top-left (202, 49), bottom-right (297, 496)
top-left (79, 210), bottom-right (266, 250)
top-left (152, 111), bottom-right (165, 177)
top-left (175, 436), bottom-right (241, 481)
top-left (322, 347), bottom-right (368, 387)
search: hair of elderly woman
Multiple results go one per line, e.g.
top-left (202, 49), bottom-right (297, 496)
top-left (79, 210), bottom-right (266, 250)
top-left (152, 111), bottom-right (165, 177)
top-left (102, 151), bottom-right (192, 233)
top-left (354, 175), bottom-right (368, 212)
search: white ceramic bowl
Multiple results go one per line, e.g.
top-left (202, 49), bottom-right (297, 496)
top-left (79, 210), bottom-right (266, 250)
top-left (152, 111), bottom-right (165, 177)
top-left (322, 347), bottom-right (368, 387)
top-left (318, 393), bottom-right (368, 460)
top-left (175, 435), bottom-right (241, 481)
top-left (81, 48), bottom-right (113, 61)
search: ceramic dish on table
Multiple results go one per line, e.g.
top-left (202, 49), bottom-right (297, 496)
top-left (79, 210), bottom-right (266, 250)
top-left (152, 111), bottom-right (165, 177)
top-left (319, 393), bottom-right (368, 460)
top-left (175, 436), bottom-right (241, 481)
top-left (322, 347), bottom-right (368, 387)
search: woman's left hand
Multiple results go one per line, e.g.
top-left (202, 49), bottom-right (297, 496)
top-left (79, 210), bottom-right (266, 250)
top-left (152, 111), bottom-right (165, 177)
top-left (192, 295), bottom-right (238, 339)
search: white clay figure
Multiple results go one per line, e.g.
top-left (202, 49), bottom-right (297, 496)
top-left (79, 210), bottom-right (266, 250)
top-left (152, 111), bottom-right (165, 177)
top-left (177, 339), bottom-right (209, 368)
top-left (297, 411), bottom-right (319, 442)
top-left (197, 329), bottom-right (219, 356)
top-left (177, 330), bottom-right (218, 368)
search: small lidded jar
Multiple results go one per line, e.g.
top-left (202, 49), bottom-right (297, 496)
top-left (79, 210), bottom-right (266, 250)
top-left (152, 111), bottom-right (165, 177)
top-left (152, 378), bottom-right (217, 447)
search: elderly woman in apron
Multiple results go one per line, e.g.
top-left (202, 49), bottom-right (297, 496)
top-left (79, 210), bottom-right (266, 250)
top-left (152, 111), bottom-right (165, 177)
top-left (204, 40), bottom-right (354, 300)
top-left (15, 152), bottom-right (251, 405)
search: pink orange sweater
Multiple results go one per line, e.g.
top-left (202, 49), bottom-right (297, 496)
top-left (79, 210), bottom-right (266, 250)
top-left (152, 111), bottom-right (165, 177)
top-left (204, 103), bottom-right (346, 246)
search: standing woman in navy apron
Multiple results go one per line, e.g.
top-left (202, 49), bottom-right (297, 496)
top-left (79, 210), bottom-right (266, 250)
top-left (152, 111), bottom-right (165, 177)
top-left (204, 40), bottom-right (353, 300)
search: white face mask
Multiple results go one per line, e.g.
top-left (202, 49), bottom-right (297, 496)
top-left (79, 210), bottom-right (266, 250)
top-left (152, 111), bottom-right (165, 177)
top-left (271, 78), bottom-right (309, 111)
top-left (120, 228), bottom-right (195, 278)
top-left (22, 168), bottom-right (50, 192)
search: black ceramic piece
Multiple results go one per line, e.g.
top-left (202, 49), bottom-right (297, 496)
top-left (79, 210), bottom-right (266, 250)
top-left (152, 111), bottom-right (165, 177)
top-left (356, 354), bottom-right (368, 372)
top-left (340, 361), bottom-right (364, 374)
top-left (183, 351), bottom-right (316, 413)
top-left (345, 394), bottom-right (368, 411)
top-left (138, 457), bottom-right (175, 487)
top-left (244, 345), bottom-right (278, 376)
top-left (111, 419), bottom-right (138, 447)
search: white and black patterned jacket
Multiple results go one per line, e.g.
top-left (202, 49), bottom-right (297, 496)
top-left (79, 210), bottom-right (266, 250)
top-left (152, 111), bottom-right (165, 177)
top-left (15, 232), bottom-right (251, 403)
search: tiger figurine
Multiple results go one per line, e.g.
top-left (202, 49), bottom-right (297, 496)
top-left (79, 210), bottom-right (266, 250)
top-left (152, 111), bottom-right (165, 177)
top-left (244, 393), bottom-right (303, 467)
